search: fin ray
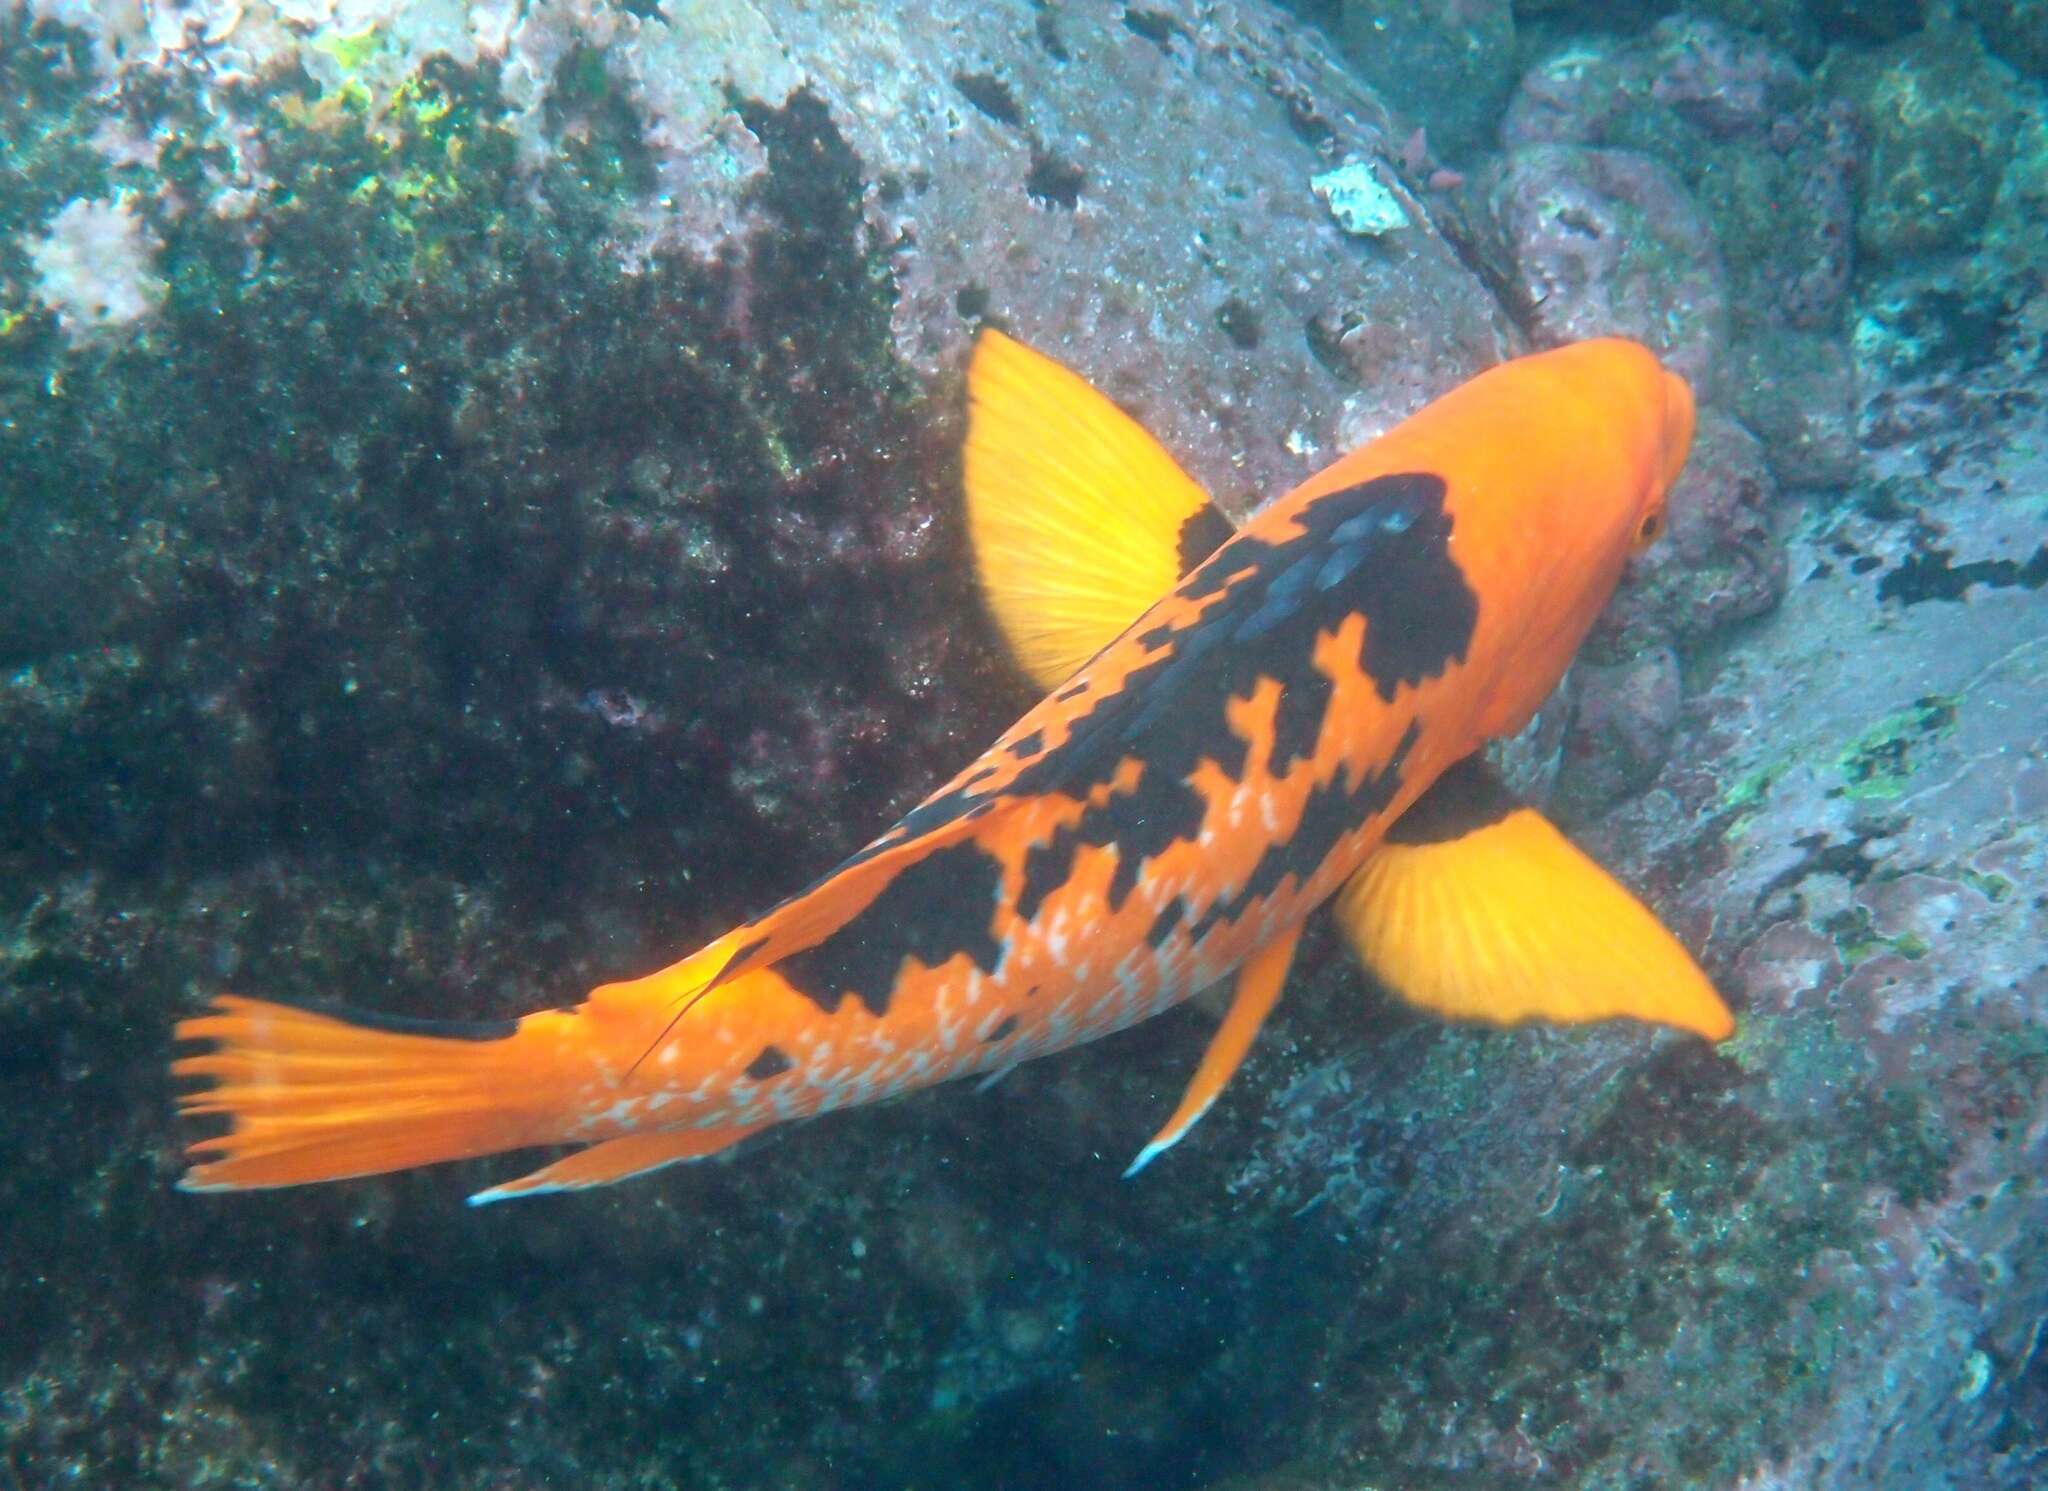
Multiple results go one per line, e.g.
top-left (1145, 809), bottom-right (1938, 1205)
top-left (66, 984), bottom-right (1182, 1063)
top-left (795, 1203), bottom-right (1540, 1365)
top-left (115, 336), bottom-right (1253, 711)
top-left (1338, 762), bottom-right (1733, 1040)
top-left (172, 994), bottom-right (574, 1192)
top-left (467, 1124), bottom-right (763, 1206)
top-left (1125, 921), bottom-right (1304, 1176)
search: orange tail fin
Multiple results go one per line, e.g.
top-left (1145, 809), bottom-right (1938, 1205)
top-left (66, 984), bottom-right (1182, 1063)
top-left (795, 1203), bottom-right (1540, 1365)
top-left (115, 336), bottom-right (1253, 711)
top-left (172, 995), bottom-right (574, 1192)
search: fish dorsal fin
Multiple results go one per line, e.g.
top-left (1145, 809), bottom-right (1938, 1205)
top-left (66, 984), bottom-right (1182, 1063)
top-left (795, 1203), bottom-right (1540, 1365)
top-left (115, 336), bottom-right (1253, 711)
top-left (964, 329), bottom-right (1236, 690)
top-left (1336, 757), bottom-right (1735, 1040)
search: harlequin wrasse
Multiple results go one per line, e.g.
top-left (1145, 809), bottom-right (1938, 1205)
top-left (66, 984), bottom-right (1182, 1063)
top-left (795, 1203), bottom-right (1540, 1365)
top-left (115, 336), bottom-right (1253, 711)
top-left (173, 331), bottom-right (1733, 1204)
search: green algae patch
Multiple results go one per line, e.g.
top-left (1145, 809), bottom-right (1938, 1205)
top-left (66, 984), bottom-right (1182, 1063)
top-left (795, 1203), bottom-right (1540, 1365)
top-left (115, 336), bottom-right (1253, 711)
top-left (1819, 901), bottom-right (1934, 968)
top-left (1723, 764), bottom-right (1775, 812)
top-left (1834, 693), bottom-right (1959, 800)
top-left (1956, 865), bottom-right (2014, 903)
top-left (1716, 1009), bottom-right (1783, 1074)
top-left (1717, 762), bottom-right (1781, 839)
top-left (1822, 22), bottom-right (2026, 263)
top-left (313, 21), bottom-right (385, 77)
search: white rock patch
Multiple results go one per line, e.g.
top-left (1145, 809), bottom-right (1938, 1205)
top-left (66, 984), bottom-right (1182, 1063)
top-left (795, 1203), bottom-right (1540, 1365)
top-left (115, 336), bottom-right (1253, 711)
top-left (28, 195), bottom-right (166, 344)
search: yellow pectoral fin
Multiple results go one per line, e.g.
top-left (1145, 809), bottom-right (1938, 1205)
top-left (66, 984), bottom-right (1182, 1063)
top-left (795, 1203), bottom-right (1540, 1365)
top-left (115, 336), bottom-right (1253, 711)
top-left (466, 1123), bottom-right (765, 1207)
top-left (964, 328), bottom-right (1235, 689)
top-left (1125, 921), bottom-right (1303, 1177)
top-left (1338, 760), bottom-right (1733, 1041)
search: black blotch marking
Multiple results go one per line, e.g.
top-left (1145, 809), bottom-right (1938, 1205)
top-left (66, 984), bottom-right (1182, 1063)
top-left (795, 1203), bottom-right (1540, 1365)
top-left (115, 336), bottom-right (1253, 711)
top-left (1009, 729), bottom-right (1045, 759)
top-left (1147, 896), bottom-right (1187, 950)
top-left (744, 1045), bottom-right (794, 1081)
top-left (1016, 827), bottom-right (1079, 922)
top-left (776, 841), bottom-right (1005, 1018)
top-left (1384, 754), bottom-right (1519, 845)
top-left (1026, 149), bottom-right (1086, 208)
top-left (1267, 667), bottom-right (1332, 777)
top-left (738, 475), bottom-right (1474, 999)
top-left (953, 71), bottom-right (1022, 128)
top-left (1878, 544), bottom-right (2048, 606)
top-left (298, 999), bottom-right (518, 1043)
top-left (1009, 473), bottom-right (1473, 917)
top-left (983, 1013), bottom-right (1019, 1043)
top-left (1176, 503), bottom-right (1236, 576)
top-left (1190, 721), bottom-right (1420, 944)
top-left (1850, 554), bottom-right (1882, 575)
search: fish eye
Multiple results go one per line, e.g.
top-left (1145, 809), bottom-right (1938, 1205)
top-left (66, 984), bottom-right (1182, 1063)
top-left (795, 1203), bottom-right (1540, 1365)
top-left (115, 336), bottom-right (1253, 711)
top-left (1634, 508), bottom-right (1666, 550)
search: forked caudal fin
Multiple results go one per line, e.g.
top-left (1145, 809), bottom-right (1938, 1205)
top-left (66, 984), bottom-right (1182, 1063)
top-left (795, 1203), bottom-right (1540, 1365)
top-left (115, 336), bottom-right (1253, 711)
top-left (172, 995), bottom-right (578, 1193)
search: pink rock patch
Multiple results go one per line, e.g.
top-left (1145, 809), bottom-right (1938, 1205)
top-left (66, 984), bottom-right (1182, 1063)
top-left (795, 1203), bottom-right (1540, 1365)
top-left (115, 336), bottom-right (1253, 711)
top-left (1478, 144), bottom-right (1727, 388)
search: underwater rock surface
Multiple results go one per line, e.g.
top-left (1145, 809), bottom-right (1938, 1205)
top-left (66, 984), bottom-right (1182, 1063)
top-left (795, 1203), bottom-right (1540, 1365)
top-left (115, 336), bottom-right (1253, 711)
top-left (1214, 351), bottom-right (2048, 1490)
top-left (1, 1), bottom-right (2043, 1489)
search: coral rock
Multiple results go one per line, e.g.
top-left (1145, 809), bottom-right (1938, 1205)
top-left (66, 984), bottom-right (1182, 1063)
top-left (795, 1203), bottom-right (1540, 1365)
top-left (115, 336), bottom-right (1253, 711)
top-left (1479, 143), bottom-right (1729, 389)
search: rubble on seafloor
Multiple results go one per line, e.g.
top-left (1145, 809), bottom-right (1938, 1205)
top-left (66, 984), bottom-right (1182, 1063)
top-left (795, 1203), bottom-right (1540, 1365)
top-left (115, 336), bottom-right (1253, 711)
top-left (0, 0), bottom-right (2042, 1488)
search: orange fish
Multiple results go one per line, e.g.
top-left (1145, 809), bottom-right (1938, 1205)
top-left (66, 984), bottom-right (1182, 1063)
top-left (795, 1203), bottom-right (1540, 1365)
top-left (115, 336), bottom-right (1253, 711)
top-left (173, 331), bottom-right (1733, 1204)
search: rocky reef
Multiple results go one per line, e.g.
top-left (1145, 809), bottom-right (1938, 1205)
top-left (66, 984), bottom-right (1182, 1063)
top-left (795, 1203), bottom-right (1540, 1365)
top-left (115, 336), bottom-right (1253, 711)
top-left (1, 1), bottom-right (2042, 1488)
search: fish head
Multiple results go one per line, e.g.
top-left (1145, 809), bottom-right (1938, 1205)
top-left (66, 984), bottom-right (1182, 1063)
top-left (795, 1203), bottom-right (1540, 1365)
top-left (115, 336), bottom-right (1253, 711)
top-left (1488, 338), bottom-right (1697, 732)
top-left (1517, 336), bottom-right (1697, 601)
top-left (1517, 336), bottom-right (1697, 567)
top-left (1345, 336), bottom-right (1698, 742)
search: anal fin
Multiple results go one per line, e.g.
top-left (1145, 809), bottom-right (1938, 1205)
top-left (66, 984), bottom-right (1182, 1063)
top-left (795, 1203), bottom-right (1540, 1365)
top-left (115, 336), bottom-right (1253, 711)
top-left (467, 1123), bottom-right (764, 1207)
top-left (1338, 757), bottom-right (1734, 1040)
top-left (1125, 921), bottom-right (1303, 1177)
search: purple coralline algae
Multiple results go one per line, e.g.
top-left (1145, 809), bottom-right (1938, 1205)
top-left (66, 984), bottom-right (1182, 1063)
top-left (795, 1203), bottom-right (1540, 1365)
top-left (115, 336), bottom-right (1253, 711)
top-left (1502, 14), bottom-right (1861, 339)
top-left (1552, 645), bottom-right (1684, 817)
top-left (1478, 142), bottom-right (1730, 389)
top-left (1491, 13), bottom-right (1864, 495)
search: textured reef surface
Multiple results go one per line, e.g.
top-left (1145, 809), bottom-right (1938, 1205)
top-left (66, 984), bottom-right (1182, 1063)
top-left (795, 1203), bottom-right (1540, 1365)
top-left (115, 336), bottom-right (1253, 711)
top-left (0, 1), bottom-right (2042, 1488)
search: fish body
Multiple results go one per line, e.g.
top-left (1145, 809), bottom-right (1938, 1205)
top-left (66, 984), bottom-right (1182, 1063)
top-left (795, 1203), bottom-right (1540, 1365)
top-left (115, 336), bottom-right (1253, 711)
top-left (175, 334), bottom-right (1730, 1203)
